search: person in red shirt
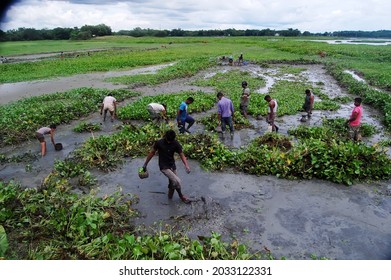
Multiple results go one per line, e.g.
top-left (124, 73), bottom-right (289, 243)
top-left (346, 97), bottom-right (363, 141)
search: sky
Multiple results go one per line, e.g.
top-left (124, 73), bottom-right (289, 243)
top-left (1, 0), bottom-right (391, 33)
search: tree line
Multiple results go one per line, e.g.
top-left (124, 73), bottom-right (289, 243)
top-left (1, 23), bottom-right (391, 41)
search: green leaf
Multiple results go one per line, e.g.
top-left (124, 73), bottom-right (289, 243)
top-left (0, 225), bottom-right (9, 257)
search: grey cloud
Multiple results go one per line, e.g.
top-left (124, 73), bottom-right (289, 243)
top-left (65, 0), bottom-right (149, 4)
top-left (1, 0), bottom-right (390, 33)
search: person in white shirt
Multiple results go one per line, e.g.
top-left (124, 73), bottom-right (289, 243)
top-left (100, 93), bottom-right (117, 122)
top-left (147, 103), bottom-right (168, 124)
top-left (35, 124), bottom-right (56, 157)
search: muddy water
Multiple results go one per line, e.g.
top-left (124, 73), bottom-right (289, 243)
top-left (0, 63), bottom-right (173, 104)
top-left (1, 62), bottom-right (390, 260)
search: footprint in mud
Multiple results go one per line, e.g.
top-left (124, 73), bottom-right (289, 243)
top-left (170, 195), bottom-right (223, 221)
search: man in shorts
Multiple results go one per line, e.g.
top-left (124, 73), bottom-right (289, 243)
top-left (100, 93), bottom-right (117, 122)
top-left (35, 124), bottom-right (56, 157)
top-left (147, 103), bottom-right (168, 124)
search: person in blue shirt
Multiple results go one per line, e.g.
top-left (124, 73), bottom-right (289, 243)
top-left (176, 97), bottom-right (195, 134)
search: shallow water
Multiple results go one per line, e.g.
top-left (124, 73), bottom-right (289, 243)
top-left (308, 39), bottom-right (391, 46)
top-left (1, 62), bottom-right (390, 260)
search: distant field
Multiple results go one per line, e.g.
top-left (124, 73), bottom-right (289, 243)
top-left (1, 36), bottom-right (390, 91)
top-left (0, 36), bottom-right (168, 56)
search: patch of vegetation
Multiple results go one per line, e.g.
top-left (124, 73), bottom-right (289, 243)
top-left (0, 88), bottom-right (138, 146)
top-left (199, 112), bottom-right (253, 132)
top-left (0, 180), bottom-right (268, 260)
top-left (192, 69), bottom-right (266, 116)
top-left (107, 56), bottom-right (214, 86)
top-left (73, 122), bottom-right (101, 133)
top-left (70, 124), bottom-right (390, 185)
top-left (237, 132), bottom-right (391, 185)
top-left (0, 152), bottom-right (39, 164)
top-left (117, 91), bottom-right (216, 121)
top-left (289, 118), bottom-right (378, 140)
top-left (326, 63), bottom-right (391, 129)
top-left (378, 139), bottom-right (391, 147)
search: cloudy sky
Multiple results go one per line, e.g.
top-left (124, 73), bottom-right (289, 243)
top-left (1, 0), bottom-right (390, 33)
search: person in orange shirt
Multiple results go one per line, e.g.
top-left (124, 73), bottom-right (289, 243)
top-left (346, 97), bottom-right (363, 141)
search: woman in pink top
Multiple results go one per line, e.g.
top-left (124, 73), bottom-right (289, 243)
top-left (346, 97), bottom-right (363, 141)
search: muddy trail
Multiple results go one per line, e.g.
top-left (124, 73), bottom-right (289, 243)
top-left (1, 62), bottom-right (390, 260)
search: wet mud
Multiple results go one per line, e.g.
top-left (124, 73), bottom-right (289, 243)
top-left (1, 62), bottom-right (390, 260)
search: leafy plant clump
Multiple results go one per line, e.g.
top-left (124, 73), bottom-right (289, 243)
top-left (72, 124), bottom-right (163, 171)
top-left (117, 91), bottom-right (216, 121)
top-left (73, 122), bottom-right (102, 133)
top-left (237, 133), bottom-right (391, 185)
top-left (179, 133), bottom-right (237, 170)
top-left (199, 112), bottom-right (253, 132)
top-left (0, 152), bottom-right (39, 164)
top-left (378, 139), bottom-right (391, 147)
top-left (289, 118), bottom-right (378, 141)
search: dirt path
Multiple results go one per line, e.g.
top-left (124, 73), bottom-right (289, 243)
top-left (1, 63), bottom-right (390, 260)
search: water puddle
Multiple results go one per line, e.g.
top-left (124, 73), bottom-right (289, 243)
top-left (0, 63), bottom-right (174, 104)
top-left (308, 39), bottom-right (391, 46)
top-left (343, 70), bottom-right (366, 83)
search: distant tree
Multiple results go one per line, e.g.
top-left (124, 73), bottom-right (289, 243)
top-left (155, 30), bottom-right (168, 37)
top-left (80, 24), bottom-right (111, 36)
top-left (259, 28), bottom-right (275, 36)
top-left (130, 27), bottom-right (144, 37)
top-left (0, 29), bottom-right (6, 41)
top-left (278, 28), bottom-right (301, 37)
top-left (115, 30), bottom-right (132, 36)
top-left (18, 28), bottom-right (43, 40)
top-left (170, 28), bottom-right (186, 36)
top-left (1, 24), bottom-right (391, 41)
top-left (70, 30), bottom-right (92, 40)
top-left (52, 27), bottom-right (72, 40)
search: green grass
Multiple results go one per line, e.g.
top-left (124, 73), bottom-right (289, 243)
top-left (2, 36), bottom-right (390, 90)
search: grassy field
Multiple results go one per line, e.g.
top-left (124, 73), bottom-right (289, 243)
top-left (1, 36), bottom-right (391, 90)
